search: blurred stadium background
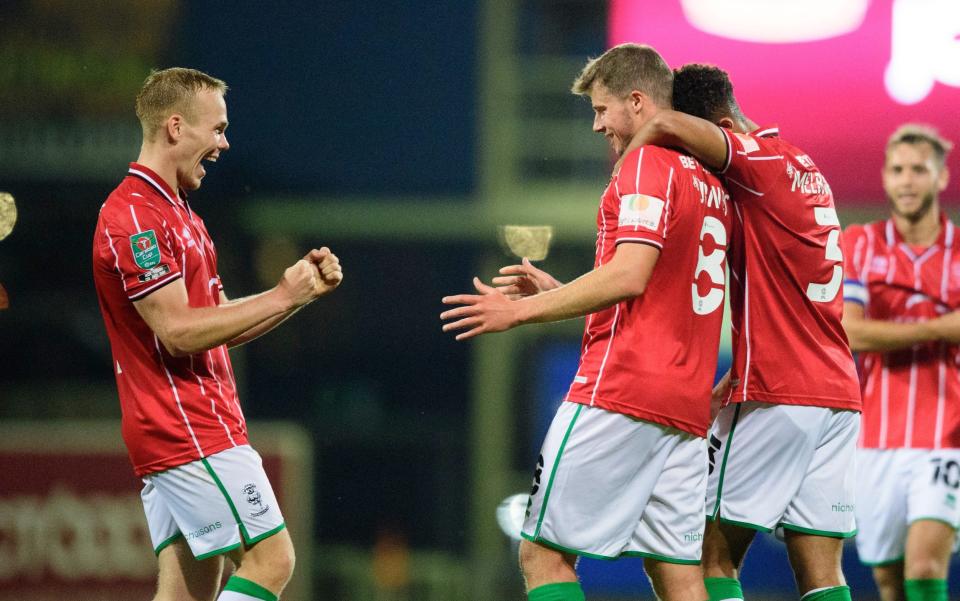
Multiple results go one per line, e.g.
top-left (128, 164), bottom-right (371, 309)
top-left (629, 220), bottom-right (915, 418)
top-left (1, 1), bottom-right (960, 599)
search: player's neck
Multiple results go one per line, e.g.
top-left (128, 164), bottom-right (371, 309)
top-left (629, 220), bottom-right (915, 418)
top-left (136, 145), bottom-right (181, 197)
top-left (893, 207), bottom-right (941, 246)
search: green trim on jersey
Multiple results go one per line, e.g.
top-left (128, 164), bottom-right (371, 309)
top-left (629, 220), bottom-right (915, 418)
top-left (710, 403), bottom-right (742, 519)
top-left (780, 522), bottom-right (857, 539)
top-left (860, 555), bottom-right (904, 567)
top-left (223, 575), bottom-right (278, 601)
top-left (194, 542), bottom-right (242, 561)
top-left (154, 532), bottom-right (183, 556)
top-left (521, 532), bottom-right (699, 564)
top-left (718, 516), bottom-right (774, 533)
top-left (533, 404), bottom-right (583, 540)
top-left (908, 516), bottom-right (960, 530)
top-left (201, 457), bottom-right (251, 541)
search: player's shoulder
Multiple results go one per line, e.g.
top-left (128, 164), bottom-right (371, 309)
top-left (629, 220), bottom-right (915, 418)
top-left (843, 219), bottom-right (885, 243)
top-left (99, 182), bottom-right (170, 229)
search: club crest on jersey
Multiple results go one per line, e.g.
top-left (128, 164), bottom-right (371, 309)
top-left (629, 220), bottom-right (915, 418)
top-left (130, 230), bottom-right (160, 269)
top-left (619, 194), bottom-right (664, 231)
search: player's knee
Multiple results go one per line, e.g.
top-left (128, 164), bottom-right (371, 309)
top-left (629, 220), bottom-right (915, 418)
top-left (905, 555), bottom-right (948, 580)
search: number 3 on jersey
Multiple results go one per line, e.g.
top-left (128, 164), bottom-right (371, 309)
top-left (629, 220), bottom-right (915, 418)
top-left (692, 216), bottom-right (727, 315)
top-left (806, 206), bottom-right (843, 303)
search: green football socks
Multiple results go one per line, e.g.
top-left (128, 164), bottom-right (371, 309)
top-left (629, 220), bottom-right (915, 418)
top-left (217, 575), bottom-right (278, 601)
top-left (705, 576), bottom-right (744, 600)
top-left (527, 581), bottom-right (586, 601)
top-left (904, 578), bottom-right (948, 601)
top-left (800, 585), bottom-right (852, 601)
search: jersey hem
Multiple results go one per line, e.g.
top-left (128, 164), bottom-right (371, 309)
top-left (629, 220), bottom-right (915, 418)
top-left (729, 393), bottom-right (860, 412)
top-left (564, 394), bottom-right (707, 438)
top-left (133, 436), bottom-right (249, 477)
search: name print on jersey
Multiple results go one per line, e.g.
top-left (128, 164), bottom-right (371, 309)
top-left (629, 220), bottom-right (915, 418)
top-left (692, 175), bottom-right (729, 215)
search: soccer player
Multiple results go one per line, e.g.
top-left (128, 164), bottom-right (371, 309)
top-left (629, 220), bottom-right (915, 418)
top-left (442, 44), bottom-right (731, 601)
top-left (842, 124), bottom-right (960, 601)
top-left (92, 68), bottom-right (343, 601)
top-left (619, 64), bottom-right (862, 601)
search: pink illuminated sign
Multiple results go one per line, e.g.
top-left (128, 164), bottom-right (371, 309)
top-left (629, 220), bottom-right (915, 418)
top-left (609, 0), bottom-right (960, 203)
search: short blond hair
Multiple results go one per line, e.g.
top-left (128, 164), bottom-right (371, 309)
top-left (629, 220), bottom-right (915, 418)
top-left (135, 67), bottom-right (228, 141)
top-left (886, 123), bottom-right (953, 169)
top-left (571, 43), bottom-right (672, 107)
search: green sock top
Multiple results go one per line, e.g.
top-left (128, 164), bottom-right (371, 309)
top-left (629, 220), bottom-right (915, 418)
top-left (801, 585), bottom-right (852, 601)
top-left (704, 576), bottom-right (744, 601)
top-left (904, 578), bottom-right (948, 601)
top-left (528, 581), bottom-right (586, 601)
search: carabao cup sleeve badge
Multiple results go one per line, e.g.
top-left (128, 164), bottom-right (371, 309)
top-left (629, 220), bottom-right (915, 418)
top-left (130, 230), bottom-right (161, 269)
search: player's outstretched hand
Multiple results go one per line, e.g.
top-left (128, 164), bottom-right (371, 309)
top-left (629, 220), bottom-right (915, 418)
top-left (491, 257), bottom-right (561, 299)
top-left (304, 247), bottom-right (343, 296)
top-left (441, 277), bottom-right (520, 341)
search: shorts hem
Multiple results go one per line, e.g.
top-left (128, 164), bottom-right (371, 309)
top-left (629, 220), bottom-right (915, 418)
top-left (154, 532), bottom-right (183, 556)
top-left (246, 522), bottom-right (287, 546)
top-left (718, 516), bottom-right (774, 533)
top-left (621, 550), bottom-right (700, 565)
top-left (860, 555), bottom-right (904, 567)
top-left (194, 542), bottom-right (242, 561)
top-left (520, 532), bottom-right (698, 564)
top-left (780, 522), bottom-right (857, 539)
top-left (908, 516), bottom-right (959, 530)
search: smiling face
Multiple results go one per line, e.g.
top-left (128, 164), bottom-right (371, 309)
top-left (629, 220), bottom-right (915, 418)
top-left (589, 82), bottom-right (640, 157)
top-left (174, 89), bottom-right (229, 191)
top-left (883, 141), bottom-right (947, 223)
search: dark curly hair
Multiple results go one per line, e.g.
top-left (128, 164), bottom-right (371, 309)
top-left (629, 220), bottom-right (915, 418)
top-left (672, 64), bottom-right (740, 123)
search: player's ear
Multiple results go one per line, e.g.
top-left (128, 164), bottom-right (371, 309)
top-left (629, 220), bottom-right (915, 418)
top-left (717, 117), bottom-right (735, 130)
top-left (165, 114), bottom-right (183, 142)
top-left (938, 165), bottom-right (949, 192)
top-left (630, 90), bottom-right (645, 114)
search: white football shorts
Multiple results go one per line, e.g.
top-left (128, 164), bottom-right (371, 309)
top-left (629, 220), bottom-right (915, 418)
top-left (521, 401), bottom-right (708, 564)
top-left (707, 402), bottom-right (859, 537)
top-left (141, 444), bottom-right (285, 560)
top-left (854, 448), bottom-right (960, 565)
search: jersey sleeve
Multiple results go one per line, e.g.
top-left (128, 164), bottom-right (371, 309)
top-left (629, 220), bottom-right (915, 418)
top-left (102, 202), bottom-right (182, 301)
top-left (718, 128), bottom-right (783, 197)
top-left (613, 146), bottom-right (674, 249)
top-left (842, 224), bottom-right (869, 306)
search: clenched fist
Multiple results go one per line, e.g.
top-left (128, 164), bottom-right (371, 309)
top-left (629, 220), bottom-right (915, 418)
top-left (277, 247), bottom-right (343, 309)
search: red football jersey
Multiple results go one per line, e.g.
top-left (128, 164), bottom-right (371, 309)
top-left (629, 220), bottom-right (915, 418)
top-left (843, 216), bottom-right (960, 448)
top-left (92, 163), bottom-right (247, 476)
top-left (720, 126), bottom-right (860, 411)
top-left (564, 145), bottom-right (732, 437)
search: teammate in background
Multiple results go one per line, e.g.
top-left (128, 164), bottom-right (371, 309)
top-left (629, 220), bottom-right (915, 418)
top-left (842, 125), bottom-right (960, 601)
top-left (442, 44), bottom-right (730, 601)
top-left (617, 64), bottom-right (862, 601)
top-left (92, 68), bottom-right (342, 601)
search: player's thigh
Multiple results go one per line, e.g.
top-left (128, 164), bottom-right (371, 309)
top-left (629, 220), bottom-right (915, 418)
top-left (521, 402), bottom-right (681, 559)
top-left (853, 448), bottom-right (913, 566)
top-left (781, 408), bottom-right (859, 538)
top-left (155, 537), bottom-right (223, 601)
top-left (149, 445), bottom-right (286, 561)
top-left (643, 557), bottom-right (708, 601)
top-left (630, 431), bottom-right (708, 564)
top-left (707, 402), bottom-right (824, 531)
